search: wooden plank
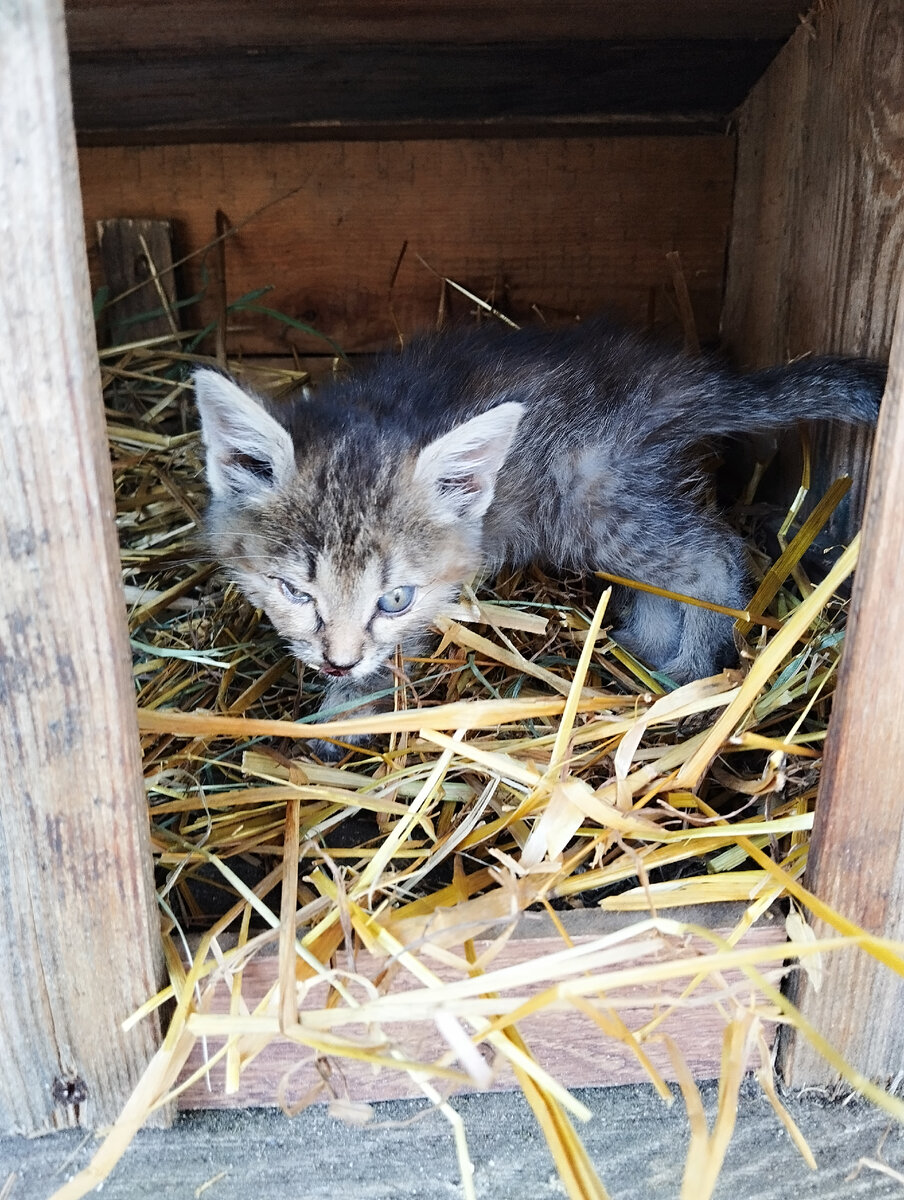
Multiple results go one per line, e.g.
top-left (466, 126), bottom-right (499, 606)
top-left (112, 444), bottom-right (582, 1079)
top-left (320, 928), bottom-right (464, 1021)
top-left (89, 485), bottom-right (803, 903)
top-left (781, 282), bottom-right (904, 1087)
top-left (2, 1093), bottom-right (899, 1197)
top-left (721, 0), bottom-right (904, 542)
top-left (97, 218), bottom-right (178, 345)
top-left (64, 0), bottom-right (806, 50)
top-left (78, 136), bottom-right (734, 354)
top-left (175, 908), bottom-right (785, 1108)
top-left (0, 0), bottom-right (164, 1133)
top-left (69, 42), bottom-right (783, 143)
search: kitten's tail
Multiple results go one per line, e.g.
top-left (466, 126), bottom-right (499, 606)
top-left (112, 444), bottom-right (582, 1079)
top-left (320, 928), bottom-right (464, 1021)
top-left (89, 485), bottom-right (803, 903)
top-left (673, 356), bottom-right (885, 444)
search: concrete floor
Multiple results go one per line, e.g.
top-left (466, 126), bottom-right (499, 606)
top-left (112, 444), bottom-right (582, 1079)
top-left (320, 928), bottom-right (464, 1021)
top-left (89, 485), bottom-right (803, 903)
top-left (3, 1082), bottom-right (904, 1200)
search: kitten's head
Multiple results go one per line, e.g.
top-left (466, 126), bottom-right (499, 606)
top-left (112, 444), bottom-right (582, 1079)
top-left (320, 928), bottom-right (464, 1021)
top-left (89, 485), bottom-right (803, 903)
top-left (194, 369), bottom-right (522, 684)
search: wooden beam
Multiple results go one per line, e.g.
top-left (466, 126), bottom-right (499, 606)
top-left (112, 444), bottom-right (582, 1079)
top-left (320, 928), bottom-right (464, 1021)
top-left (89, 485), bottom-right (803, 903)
top-left (782, 281), bottom-right (904, 1086)
top-left (68, 41), bottom-right (783, 144)
top-left (0, 0), bottom-right (164, 1133)
top-left (78, 136), bottom-right (734, 354)
top-left (721, 0), bottom-right (904, 543)
top-left (173, 908), bottom-right (785, 1108)
top-left (64, 0), bottom-right (806, 50)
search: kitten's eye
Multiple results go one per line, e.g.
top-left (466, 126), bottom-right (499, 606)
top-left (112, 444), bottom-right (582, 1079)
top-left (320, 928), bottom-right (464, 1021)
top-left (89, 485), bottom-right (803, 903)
top-left (377, 585), bottom-right (416, 615)
top-left (276, 578), bottom-right (312, 604)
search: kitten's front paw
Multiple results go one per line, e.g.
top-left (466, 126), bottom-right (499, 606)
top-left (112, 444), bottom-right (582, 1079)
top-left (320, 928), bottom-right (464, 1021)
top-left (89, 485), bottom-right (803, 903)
top-left (300, 671), bottom-right (393, 760)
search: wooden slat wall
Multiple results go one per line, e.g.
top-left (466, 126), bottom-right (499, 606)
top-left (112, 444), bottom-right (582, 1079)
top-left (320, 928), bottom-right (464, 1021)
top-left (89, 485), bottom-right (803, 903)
top-left (69, 43), bottom-right (782, 143)
top-left (783, 281), bottom-right (904, 1087)
top-left (64, 0), bottom-right (805, 48)
top-left (63, 1), bottom-right (800, 142)
top-left (721, 0), bottom-right (904, 540)
top-left (78, 136), bottom-right (734, 355)
top-left (722, 0), bottom-right (904, 1086)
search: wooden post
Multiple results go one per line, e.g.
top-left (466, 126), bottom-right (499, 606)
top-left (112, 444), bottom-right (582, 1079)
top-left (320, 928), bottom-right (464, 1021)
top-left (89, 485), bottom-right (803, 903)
top-left (720, 0), bottom-right (904, 1084)
top-left (0, 0), bottom-right (164, 1132)
top-left (721, 0), bottom-right (904, 542)
top-left (782, 284), bottom-right (904, 1085)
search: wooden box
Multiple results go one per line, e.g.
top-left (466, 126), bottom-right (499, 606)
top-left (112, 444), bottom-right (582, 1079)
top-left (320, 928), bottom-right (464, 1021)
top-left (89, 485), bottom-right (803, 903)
top-left (1, 0), bottom-right (903, 1137)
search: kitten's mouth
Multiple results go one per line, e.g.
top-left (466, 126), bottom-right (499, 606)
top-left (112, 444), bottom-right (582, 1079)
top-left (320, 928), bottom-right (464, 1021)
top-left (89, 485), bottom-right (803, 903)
top-left (321, 664), bottom-right (354, 678)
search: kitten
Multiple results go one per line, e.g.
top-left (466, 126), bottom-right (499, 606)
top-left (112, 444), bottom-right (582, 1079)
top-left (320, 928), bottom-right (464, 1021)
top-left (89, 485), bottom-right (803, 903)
top-left (195, 318), bottom-right (883, 745)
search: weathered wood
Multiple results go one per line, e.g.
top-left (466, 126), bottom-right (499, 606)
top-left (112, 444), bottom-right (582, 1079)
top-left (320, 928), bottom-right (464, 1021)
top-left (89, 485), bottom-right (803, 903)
top-left (97, 218), bottom-right (178, 345)
top-left (64, 0), bottom-right (806, 49)
top-left (781, 282), bottom-right (904, 1087)
top-left (78, 136), bottom-right (734, 354)
top-left (175, 908), bottom-right (785, 1108)
top-left (721, 0), bottom-right (904, 542)
top-left (3, 1090), bottom-right (900, 1199)
top-left (69, 41), bottom-right (783, 143)
top-left (0, 0), bottom-right (163, 1133)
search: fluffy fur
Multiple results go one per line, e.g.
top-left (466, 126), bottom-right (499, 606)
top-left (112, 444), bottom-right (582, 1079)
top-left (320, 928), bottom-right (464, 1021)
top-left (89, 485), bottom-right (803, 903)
top-left (195, 318), bottom-right (883, 741)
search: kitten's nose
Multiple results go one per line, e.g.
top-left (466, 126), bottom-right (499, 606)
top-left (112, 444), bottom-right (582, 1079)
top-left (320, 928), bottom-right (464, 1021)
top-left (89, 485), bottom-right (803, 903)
top-left (321, 658), bottom-right (359, 677)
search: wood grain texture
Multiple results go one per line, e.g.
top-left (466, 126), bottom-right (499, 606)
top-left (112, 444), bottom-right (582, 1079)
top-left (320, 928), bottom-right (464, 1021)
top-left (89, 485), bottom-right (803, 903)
top-left (0, 0), bottom-right (164, 1133)
top-left (782, 282), bottom-right (904, 1086)
top-left (97, 218), bottom-right (178, 345)
top-left (721, 0), bottom-right (904, 541)
top-left (176, 911), bottom-right (785, 1108)
top-left (68, 42), bottom-right (783, 143)
top-left (78, 136), bottom-right (734, 354)
top-left (64, 0), bottom-right (806, 49)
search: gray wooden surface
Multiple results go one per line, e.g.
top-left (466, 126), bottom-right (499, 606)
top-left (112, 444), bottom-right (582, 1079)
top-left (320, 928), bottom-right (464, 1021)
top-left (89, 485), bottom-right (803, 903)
top-left (0, 0), bottom-right (163, 1134)
top-left (4, 1083), bottom-right (903, 1199)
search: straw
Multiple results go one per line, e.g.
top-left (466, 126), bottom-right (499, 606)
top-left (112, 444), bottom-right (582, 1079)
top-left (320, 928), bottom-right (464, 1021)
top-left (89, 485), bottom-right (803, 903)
top-left (50, 316), bottom-right (892, 1200)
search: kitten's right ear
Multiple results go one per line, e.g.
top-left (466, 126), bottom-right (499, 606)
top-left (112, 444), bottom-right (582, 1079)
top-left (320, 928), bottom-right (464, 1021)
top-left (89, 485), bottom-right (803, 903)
top-left (194, 369), bottom-right (296, 502)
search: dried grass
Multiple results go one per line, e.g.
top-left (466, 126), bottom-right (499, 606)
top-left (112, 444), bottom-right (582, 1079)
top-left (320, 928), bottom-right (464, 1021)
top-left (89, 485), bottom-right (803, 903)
top-left (51, 327), bottom-right (904, 1200)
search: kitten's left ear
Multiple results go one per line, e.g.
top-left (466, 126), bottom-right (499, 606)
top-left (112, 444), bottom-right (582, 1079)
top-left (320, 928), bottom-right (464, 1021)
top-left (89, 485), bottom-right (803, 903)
top-left (414, 401), bottom-right (524, 521)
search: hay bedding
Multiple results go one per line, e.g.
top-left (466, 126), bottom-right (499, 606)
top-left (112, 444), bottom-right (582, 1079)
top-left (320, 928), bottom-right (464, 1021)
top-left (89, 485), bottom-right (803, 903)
top-left (54, 320), bottom-right (904, 1200)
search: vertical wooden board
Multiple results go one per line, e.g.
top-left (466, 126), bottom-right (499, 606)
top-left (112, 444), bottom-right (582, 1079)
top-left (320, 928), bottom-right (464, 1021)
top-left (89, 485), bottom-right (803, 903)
top-left (723, 0), bottom-right (904, 1087)
top-left (721, 0), bottom-right (904, 539)
top-left (97, 218), bottom-right (178, 344)
top-left (77, 136), bottom-right (735, 354)
top-left (783, 282), bottom-right (904, 1086)
top-left (724, 0), bottom-right (904, 361)
top-left (0, 0), bottom-right (163, 1132)
top-left (720, 31), bottom-right (809, 366)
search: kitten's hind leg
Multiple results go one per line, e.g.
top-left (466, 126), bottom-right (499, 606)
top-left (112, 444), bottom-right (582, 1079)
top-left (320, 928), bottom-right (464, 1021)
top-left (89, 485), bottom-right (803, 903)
top-left (594, 508), bottom-right (748, 686)
top-left (657, 604), bottom-right (740, 685)
top-left (656, 535), bottom-right (748, 685)
top-left (609, 590), bottom-right (682, 674)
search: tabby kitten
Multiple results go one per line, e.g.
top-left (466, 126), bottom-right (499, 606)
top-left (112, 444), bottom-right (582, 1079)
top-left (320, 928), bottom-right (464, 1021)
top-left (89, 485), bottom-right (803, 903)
top-left (195, 318), bottom-right (882, 744)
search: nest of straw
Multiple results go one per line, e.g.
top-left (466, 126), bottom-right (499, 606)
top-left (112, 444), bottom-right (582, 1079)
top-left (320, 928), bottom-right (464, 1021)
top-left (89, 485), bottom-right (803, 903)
top-left (54, 323), bottom-right (904, 1200)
